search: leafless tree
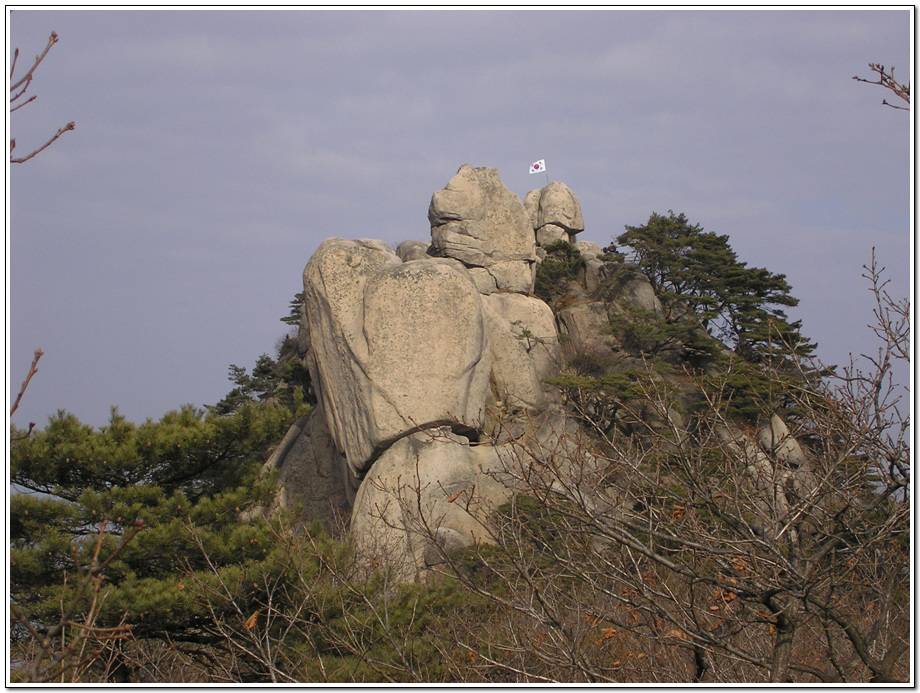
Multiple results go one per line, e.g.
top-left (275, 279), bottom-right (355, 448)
top-left (10, 522), bottom-right (142, 683)
top-left (169, 517), bottom-right (456, 684)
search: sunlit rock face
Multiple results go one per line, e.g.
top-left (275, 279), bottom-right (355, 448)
top-left (428, 164), bottom-right (537, 294)
top-left (301, 238), bottom-right (491, 481)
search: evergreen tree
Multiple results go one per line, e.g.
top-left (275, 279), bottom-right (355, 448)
top-left (211, 340), bottom-right (313, 416)
top-left (616, 211), bottom-right (816, 365)
top-left (212, 354), bottom-right (283, 415)
top-left (281, 291), bottom-right (305, 327)
top-left (533, 241), bottom-right (586, 304)
top-left (10, 386), bottom-right (309, 651)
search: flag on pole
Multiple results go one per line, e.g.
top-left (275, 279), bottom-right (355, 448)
top-left (529, 159), bottom-right (546, 174)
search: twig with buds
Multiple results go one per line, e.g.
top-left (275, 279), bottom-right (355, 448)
top-left (853, 63), bottom-right (910, 111)
top-left (9, 31), bottom-right (75, 163)
top-left (10, 347), bottom-right (43, 418)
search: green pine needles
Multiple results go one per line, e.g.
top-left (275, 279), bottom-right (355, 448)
top-left (9, 401), bottom-right (302, 646)
top-left (616, 211), bottom-right (816, 366)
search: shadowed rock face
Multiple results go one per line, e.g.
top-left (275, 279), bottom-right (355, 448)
top-left (263, 403), bottom-right (352, 522)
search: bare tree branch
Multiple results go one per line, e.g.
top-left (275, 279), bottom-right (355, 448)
top-left (10, 347), bottom-right (43, 418)
top-left (10, 122), bottom-right (75, 164)
top-left (9, 30), bottom-right (75, 163)
top-left (853, 63), bottom-right (910, 110)
top-left (9, 31), bottom-right (59, 96)
top-left (10, 521), bottom-right (144, 683)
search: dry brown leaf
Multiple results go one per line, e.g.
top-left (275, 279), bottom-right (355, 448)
top-left (445, 489), bottom-right (464, 503)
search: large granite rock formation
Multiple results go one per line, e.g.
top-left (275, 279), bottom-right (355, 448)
top-left (266, 166), bottom-right (580, 575)
top-left (266, 164), bottom-right (810, 581)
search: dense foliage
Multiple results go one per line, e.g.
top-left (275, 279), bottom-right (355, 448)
top-left (10, 401), bottom-right (305, 641)
top-left (9, 325), bottom-right (316, 682)
top-left (616, 211), bottom-right (816, 365)
top-left (533, 240), bottom-right (586, 303)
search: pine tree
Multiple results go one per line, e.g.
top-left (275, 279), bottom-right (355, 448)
top-left (616, 211), bottom-right (816, 365)
top-left (10, 391), bottom-right (309, 650)
top-left (280, 291), bottom-right (305, 327)
top-left (212, 354), bottom-right (282, 415)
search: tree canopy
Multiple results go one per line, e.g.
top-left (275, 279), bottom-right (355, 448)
top-left (616, 211), bottom-right (816, 365)
top-left (8, 324), bottom-right (316, 676)
top-left (10, 401), bottom-right (303, 644)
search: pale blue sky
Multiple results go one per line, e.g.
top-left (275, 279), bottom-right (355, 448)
top-left (8, 8), bottom-right (912, 429)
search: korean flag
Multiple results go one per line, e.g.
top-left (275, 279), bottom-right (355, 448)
top-left (529, 159), bottom-right (546, 174)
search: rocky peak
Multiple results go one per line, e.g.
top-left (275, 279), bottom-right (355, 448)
top-left (265, 165), bottom-right (808, 581)
top-left (428, 164), bottom-right (538, 294)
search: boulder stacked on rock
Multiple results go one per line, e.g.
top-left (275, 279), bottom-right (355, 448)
top-left (524, 181), bottom-right (584, 246)
top-left (428, 164), bottom-right (538, 295)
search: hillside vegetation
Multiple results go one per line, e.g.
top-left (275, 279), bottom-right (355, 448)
top-left (10, 206), bottom-right (909, 683)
